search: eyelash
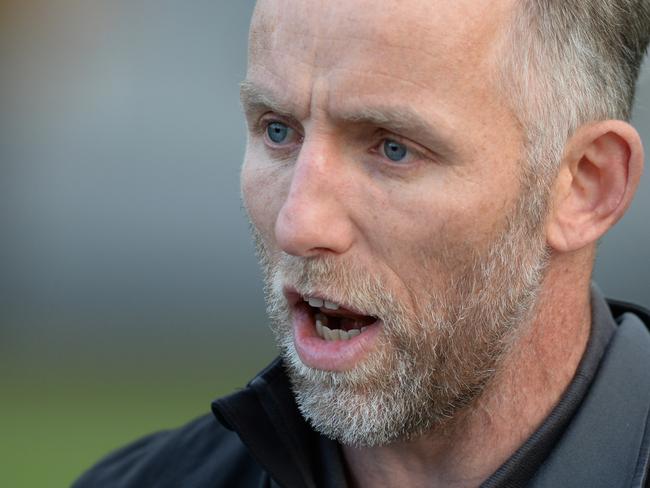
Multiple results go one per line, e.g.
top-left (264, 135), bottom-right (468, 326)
top-left (256, 117), bottom-right (302, 151)
top-left (372, 133), bottom-right (426, 166)
top-left (256, 116), bottom-right (430, 166)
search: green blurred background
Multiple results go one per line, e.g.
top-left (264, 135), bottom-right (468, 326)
top-left (0, 1), bottom-right (275, 486)
top-left (0, 1), bottom-right (648, 487)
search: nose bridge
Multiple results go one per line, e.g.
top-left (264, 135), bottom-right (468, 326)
top-left (287, 139), bottom-right (331, 204)
top-left (275, 136), bottom-right (354, 257)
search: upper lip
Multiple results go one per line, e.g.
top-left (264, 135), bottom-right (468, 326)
top-left (283, 285), bottom-right (373, 318)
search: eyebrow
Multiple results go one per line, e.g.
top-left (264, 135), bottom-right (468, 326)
top-left (240, 80), bottom-right (457, 159)
top-left (344, 104), bottom-right (459, 162)
top-left (240, 80), bottom-right (296, 118)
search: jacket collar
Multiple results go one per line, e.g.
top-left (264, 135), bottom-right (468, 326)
top-left (212, 358), bottom-right (343, 488)
top-left (212, 292), bottom-right (650, 488)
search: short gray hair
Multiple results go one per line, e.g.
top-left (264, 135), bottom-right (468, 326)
top-left (502, 0), bottom-right (650, 180)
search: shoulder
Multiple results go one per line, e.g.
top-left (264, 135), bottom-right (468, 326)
top-left (72, 414), bottom-right (269, 488)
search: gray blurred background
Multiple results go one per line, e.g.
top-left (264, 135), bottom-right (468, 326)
top-left (0, 1), bottom-right (648, 486)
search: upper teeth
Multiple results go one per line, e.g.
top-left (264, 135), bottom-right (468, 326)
top-left (307, 297), bottom-right (324, 307)
top-left (324, 301), bottom-right (339, 310)
top-left (305, 296), bottom-right (340, 310)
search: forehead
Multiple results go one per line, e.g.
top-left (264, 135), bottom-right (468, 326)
top-left (251, 0), bottom-right (509, 56)
top-left (251, 1), bottom-right (512, 92)
top-left (247, 0), bottom-right (519, 151)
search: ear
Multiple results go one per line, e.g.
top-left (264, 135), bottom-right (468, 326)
top-left (546, 121), bottom-right (644, 252)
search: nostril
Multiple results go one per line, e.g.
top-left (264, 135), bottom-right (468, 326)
top-left (274, 173), bottom-right (355, 257)
top-left (275, 201), bottom-right (329, 256)
top-left (274, 205), bottom-right (308, 256)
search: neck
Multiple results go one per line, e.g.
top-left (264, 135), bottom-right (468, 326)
top-left (342, 252), bottom-right (593, 488)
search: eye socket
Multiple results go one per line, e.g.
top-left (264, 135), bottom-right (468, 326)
top-left (381, 139), bottom-right (409, 163)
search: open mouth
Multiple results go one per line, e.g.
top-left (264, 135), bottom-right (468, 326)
top-left (302, 295), bottom-right (378, 341)
top-left (286, 288), bottom-right (383, 371)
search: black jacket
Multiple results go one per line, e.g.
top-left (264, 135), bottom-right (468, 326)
top-left (73, 294), bottom-right (650, 488)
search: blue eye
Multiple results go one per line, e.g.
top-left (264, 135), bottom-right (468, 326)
top-left (383, 139), bottom-right (408, 162)
top-left (267, 122), bottom-right (290, 144)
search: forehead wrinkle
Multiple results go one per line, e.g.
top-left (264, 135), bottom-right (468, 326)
top-left (334, 65), bottom-right (434, 96)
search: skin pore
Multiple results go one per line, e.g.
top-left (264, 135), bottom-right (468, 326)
top-left (240, 0), bottom-right (644, 486)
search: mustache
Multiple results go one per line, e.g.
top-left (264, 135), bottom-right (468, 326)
top-left (266, 252), bottom-right (407, 322)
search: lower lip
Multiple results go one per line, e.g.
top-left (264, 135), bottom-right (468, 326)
top-left (292, 302), bottom-right (381, 372)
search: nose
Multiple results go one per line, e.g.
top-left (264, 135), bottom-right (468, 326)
top-left (274, 141), bottom-right (355, 257)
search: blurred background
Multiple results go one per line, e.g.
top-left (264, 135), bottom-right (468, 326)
top-left (0, 1), bottom-right (648, 486)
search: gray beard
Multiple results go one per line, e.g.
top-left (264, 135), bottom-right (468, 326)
top-left (251, 185), bottom-right (550, 448)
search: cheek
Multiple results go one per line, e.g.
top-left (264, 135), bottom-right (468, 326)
top-left (357, 178), bottom-right (504, 289)
top-left (359, 181), bottom-right (461, 255)
top-left (241, 152), bottom-right (287, 244)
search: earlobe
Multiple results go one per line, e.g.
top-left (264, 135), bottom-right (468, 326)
top-left (546, 121), bottom-right (644, 253)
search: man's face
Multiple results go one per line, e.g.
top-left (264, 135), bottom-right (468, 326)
top-left (241, 0), bottom-right (550, 446)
